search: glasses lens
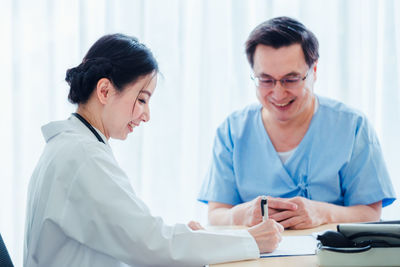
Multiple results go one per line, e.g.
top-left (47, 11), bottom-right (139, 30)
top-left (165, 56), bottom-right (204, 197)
top-left (258, 78), bottom-right (275, 89)
top-left (282, 77), bottom-right (302, 89)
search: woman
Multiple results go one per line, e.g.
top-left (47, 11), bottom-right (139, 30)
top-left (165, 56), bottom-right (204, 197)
top-left (23, 34), bottom-right (283, 267)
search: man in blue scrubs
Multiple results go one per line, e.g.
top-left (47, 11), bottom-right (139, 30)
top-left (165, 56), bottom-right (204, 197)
top-left (198, 17), bottom-right (396, 229)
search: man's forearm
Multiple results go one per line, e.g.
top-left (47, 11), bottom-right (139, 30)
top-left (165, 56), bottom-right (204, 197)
top-left (319, 201), bottom-right (381, 224)
top-left (209, 203), bottom-right (249, 225)
top-left (208, 207), bottom-right (235, 225)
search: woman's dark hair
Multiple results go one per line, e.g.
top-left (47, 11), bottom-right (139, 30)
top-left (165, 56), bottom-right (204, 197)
top-left (245, 16), bottom-right (319, 68)
top-left (66, 33), bottom-right (158, 104)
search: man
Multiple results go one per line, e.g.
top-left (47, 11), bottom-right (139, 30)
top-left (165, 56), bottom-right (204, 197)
top-left (198, 16), bottom-right (396, 229)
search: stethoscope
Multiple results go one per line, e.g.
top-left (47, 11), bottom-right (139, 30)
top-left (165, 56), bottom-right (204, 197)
top-left (72, 113), bottom-right (105, 144)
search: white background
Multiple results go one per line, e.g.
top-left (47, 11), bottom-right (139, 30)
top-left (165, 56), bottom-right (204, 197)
top-left (0, 0), bottom-right (399, 266)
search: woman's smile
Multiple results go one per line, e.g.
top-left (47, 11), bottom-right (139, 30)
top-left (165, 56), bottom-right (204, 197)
top-left (128, 121), bottom-right (140, 132)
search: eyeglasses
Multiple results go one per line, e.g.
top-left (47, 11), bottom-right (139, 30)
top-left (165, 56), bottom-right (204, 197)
top-left (251, 68), bottom-right (311, 90)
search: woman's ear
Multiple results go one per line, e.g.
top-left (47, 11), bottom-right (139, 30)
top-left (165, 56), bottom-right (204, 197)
top-left (96, 78), bottom-right (114, 105)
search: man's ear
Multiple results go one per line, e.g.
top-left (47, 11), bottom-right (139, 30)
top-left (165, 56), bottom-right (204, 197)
top-left (96, 78), bottom-right (114, 105)
top-left (311, 61), bottom-right (318, 82)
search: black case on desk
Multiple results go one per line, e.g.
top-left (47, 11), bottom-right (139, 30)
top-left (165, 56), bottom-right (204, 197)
top-left (317, 220), bottom-right (400, 267)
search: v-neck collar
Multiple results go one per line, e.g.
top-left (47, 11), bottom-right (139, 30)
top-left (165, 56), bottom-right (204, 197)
top-left (256, 95), bottom-right (321, 187)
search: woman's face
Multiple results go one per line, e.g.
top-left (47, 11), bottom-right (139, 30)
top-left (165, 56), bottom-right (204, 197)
top-left (252, 44), bottom-right (316, 123)
top-left (102, 73), bottom-right (157, 140)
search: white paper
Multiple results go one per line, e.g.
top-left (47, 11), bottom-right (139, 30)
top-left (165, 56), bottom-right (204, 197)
top-left (260, 235), bottom-right (317, 258)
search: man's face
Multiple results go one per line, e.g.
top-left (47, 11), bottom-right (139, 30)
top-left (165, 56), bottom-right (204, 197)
top-left (252, 43), bottom-right (316, 123)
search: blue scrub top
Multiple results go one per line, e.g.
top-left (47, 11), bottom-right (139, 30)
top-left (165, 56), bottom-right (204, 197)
top-left (198, 96), bottom-right (396, 207)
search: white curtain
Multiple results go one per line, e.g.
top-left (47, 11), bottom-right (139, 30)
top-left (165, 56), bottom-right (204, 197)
top-left (1, 0), bottom-right (399, 265)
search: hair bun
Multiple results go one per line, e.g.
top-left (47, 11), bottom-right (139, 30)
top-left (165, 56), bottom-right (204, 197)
top-left (81, 57), bottom-right (114, 76)
top-left (66, 57), bottom-right (114, 104)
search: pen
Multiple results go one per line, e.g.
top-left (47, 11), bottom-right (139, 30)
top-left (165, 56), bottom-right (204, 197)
top-left (261, 196), bottom-right (268, 221)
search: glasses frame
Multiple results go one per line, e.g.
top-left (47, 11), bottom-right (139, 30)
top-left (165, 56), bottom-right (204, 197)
top-left (251, 68), bottom-right (312, 90)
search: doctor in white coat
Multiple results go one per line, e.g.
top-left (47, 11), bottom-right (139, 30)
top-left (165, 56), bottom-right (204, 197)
top-left (24, 33), bottom-right (286, 267)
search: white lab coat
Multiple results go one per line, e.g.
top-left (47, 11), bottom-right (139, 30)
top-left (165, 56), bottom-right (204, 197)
top-left (24, 116), bottom-right (259, 267)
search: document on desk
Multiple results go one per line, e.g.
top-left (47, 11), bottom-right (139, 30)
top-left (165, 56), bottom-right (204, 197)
top-left (260, 235), bottom-right (317, 258)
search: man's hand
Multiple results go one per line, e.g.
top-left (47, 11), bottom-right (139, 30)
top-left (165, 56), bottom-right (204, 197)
top-left (270, 197), bottom-right (382, 229)
top-left (208, 196), bottom-right (297, 226)
top-left (233, 196), bottom-right (298, 226)
top-left (238, 196), bottom-right (264, 226)
top-left (269, 196), bottom-right (325, 229)
top-left (248, 219), bottom-right (284, 253)
top-left (210, 196), bottom-right (382, 228)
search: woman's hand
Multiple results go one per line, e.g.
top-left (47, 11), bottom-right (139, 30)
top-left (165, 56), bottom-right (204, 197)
top-left (248, 219), bottom-right (284, 253)
top-left (187, 220), bottom-right (205, 230)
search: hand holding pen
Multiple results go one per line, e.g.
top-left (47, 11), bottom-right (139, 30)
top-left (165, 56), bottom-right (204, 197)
top-left (248, 196), bottom-right (286, 253)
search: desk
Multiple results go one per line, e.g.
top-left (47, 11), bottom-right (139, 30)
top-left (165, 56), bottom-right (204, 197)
top-left (210, 224), bottom-right (337, 267)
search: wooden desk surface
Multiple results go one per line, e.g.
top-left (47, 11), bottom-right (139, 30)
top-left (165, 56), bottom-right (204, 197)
top-left (210, 224), bottom-right (337, 267)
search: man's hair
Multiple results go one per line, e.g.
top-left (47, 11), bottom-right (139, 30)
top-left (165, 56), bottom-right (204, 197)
top-left (245, 16), bottom-right (319, 68)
